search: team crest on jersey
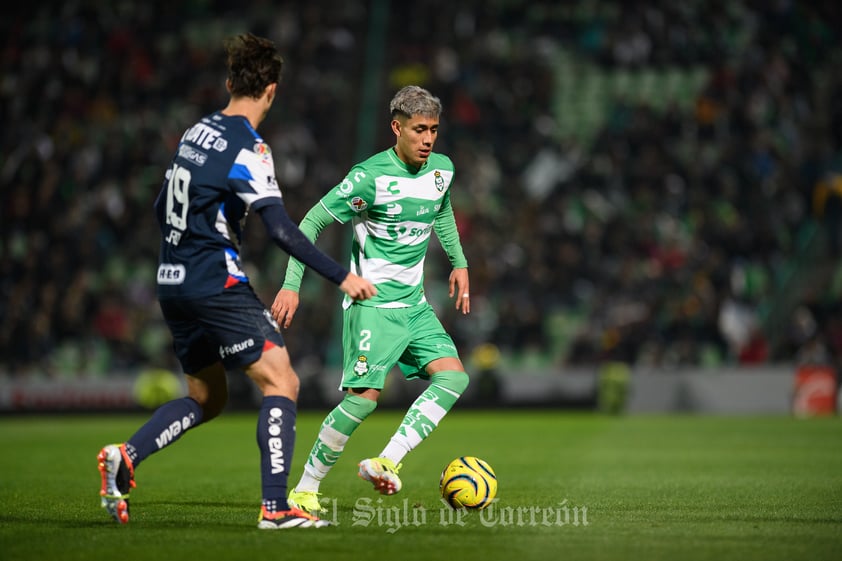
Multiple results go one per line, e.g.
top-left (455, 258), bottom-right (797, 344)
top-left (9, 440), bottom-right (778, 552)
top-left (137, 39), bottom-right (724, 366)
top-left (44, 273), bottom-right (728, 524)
top-left (353, 355), bottom-right (369, 376)
top-left (434, 170), bottom-right (445, 192)
top-left (349, 196), bottom-right (368, 212)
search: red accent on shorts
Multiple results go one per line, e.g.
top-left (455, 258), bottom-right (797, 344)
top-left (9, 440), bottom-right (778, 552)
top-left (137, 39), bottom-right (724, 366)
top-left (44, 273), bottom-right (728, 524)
top-left (263, 340), bottom-right (276, 352)
top-left (224, 275), bottom-right (240, 288)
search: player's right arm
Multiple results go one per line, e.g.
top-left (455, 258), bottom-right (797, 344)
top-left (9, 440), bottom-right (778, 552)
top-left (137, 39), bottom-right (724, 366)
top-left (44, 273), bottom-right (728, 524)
top-left (270, 203), bottom-right (340, 328)
top-left (278, 203), bottom-right (337, 292)
top-left (273, 166), bottom-right (374, 327)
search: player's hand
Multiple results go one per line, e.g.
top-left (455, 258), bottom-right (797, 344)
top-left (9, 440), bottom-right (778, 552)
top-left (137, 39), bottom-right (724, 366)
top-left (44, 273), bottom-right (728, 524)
top-left (449, 267), bottom-right (470, 314)
top-left (271, 288), bottom-right (300, 329)
top-left (340, 273), bottom-right (377, 302)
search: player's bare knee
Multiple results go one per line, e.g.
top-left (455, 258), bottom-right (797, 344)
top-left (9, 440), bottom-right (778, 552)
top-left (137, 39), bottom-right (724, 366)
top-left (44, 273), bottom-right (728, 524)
top-left (187, 372), bottom-right (228, 416)
top-left (285, 371), bottom-right (301, 399)
top-left (251, 368), bottom-right (299, 399)
top-left (187, 381), bottom-right (228, 420)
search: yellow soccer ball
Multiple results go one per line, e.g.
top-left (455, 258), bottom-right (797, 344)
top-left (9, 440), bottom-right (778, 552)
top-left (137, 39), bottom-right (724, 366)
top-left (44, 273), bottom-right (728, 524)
top-left (439, 456), bottom-right (497, 510)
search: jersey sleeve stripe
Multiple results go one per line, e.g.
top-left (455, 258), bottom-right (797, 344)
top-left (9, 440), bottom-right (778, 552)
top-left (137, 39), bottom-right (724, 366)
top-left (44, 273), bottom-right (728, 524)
top-left (228, 162), bottom-right (254, 180)
top-left (320, 200), bottom-right (346, 224)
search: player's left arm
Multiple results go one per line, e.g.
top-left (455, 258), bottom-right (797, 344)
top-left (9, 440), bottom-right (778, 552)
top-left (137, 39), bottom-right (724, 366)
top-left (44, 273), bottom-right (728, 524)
top-left (433, 191), bottom-right (470, 314)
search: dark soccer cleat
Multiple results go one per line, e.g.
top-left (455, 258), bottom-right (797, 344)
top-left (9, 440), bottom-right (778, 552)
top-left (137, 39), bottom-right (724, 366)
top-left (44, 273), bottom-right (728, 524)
top-left (97, 443), bottom-right (135, 524)
top-left (257, 505), bottom-right (331, 529)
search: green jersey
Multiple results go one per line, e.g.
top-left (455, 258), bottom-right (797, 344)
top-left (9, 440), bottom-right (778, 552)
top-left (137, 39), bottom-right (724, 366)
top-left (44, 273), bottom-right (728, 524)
top-left (284, 148), bottom-right (467, 308)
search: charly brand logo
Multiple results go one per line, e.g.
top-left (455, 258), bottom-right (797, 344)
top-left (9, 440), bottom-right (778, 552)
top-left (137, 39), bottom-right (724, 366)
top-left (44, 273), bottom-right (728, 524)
top-left (311, 497), bottom-right (589, 533)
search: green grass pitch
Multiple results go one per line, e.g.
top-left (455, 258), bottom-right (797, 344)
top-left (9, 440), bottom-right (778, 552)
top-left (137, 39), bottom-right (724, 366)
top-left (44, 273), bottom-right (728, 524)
top-left (1, 409), bottom-right (840, 561)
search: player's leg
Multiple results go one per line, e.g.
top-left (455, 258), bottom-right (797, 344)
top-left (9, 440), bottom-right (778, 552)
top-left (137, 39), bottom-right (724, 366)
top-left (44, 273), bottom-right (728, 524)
top-left (359, 360), bottom-right (468, 495)
top-left (97, 299), bottom-right (222, 524)
top-left (245, 344), bottom-right (301, 519)
top-left (290, 306), bottom-right (402, 509)
top-left (224, 288), bottom-right (329, 529)
top-left (244, 345), bottom-right (325, 528)
top-left (122, 364), bottom-right (224, 469)
top-left (365, 304), bottom-right (469, 493)
top-left (377, 358), bottom-right (469, 465)
top-left (289, 388), bottom-right (378, 513)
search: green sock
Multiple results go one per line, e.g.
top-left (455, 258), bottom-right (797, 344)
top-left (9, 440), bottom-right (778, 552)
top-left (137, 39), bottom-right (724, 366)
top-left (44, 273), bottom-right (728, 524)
top-left (380, 370), bottom-right (469, 464)
top-left (295, 394), bottom-right (376, 492)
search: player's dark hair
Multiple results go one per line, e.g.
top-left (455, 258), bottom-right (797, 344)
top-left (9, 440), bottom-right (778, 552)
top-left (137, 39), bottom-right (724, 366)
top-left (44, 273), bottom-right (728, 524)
top-left (223, 33), bottom-right (283, 99)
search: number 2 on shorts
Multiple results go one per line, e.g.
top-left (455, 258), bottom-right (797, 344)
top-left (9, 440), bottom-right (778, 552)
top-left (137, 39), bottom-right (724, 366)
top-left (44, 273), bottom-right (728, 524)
top-left (358, 329), bottom-right (371, 351)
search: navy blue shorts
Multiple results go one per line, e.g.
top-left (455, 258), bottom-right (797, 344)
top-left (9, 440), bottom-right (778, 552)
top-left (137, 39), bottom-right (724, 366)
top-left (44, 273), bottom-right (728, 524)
top-left (159, 283), bottom-right (286, 374)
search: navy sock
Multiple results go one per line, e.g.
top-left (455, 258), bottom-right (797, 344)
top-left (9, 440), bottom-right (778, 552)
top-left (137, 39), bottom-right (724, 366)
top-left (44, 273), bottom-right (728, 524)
top-left (125, 397), bottom-right (204, 468)
top-left (257, 395), bottom-right (296, 513)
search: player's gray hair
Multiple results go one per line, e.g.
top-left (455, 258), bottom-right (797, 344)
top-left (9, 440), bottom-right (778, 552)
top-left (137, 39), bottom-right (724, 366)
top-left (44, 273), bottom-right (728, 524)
top-left (389, 85), bottom-right (442, 119)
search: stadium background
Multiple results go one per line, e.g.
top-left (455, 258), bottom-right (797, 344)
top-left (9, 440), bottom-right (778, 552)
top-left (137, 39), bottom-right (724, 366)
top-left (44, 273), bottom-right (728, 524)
top-left (2, 0), bottom-right (841, 414)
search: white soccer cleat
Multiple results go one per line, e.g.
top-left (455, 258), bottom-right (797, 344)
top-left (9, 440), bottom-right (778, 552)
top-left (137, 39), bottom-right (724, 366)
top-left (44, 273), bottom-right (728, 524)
top-left (358, 457), bottom-right (403, 495)
top-left (97, 443), bottom-right (135, 524)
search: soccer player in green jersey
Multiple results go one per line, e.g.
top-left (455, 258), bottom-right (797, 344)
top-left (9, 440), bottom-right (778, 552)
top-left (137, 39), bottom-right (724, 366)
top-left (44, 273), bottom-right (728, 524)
top-left (271, 85), bottom-right (471, 513)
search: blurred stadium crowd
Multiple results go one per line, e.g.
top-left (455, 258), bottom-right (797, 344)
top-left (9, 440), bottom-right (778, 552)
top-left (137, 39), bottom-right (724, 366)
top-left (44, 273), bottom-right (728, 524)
top-left (2, 0), bottom-right (842, 380)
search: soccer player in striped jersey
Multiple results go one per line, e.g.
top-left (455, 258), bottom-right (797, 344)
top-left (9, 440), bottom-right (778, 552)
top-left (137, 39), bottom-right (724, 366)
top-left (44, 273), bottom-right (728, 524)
top-left (96, 33), bottom-right (376, 530)
top-left (272, 85), bottom-right (471, 514)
